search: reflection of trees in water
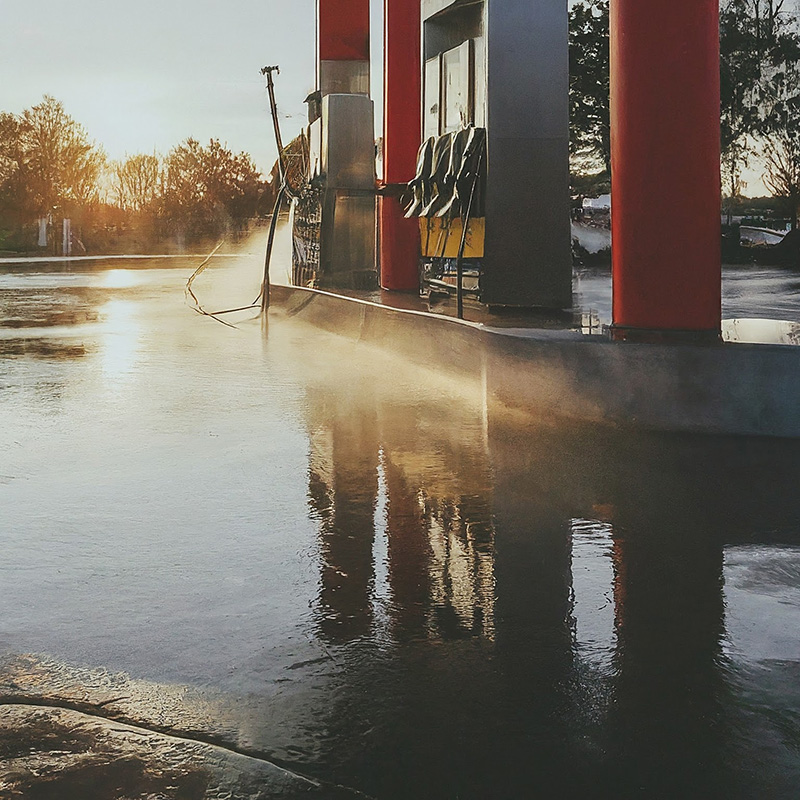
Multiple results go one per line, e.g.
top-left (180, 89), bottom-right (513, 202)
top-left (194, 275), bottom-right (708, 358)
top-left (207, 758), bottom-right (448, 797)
top-left (383, 454), bottom-right (497, 643)
top-left (422, 491), bottom-right (496, 641)
top-left (306, 388), bottom-right (498, 648)
top-left (0, 339), bottom-right (88, 359)
top-left (0, 287), bottom-right (101, 330)
top-left (308, 411), bottom-right (379, 643)
top-left (0, 286), bottom-right (101, 408)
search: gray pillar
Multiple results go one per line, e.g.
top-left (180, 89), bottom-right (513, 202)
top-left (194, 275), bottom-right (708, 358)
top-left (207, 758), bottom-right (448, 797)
top-left (482, 0), bottom-right (572, 309)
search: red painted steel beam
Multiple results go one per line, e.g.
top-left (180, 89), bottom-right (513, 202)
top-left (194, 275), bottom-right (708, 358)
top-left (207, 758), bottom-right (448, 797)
top-left (380, 0), bottom-right (421, 291)
top-left (318, 0), bottom-right (370, 61)
top-left (611, 0), bottom-right (721, 332)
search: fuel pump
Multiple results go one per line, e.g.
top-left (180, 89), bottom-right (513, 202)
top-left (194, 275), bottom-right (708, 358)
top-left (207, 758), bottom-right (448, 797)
top-left (289, 0), bottom-right (378, 291)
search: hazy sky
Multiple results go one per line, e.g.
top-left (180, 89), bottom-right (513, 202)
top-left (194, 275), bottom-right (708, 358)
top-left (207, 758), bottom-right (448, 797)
top-left (0, 0), bottom-right (382, 174)
top-left (0, 2), bottom-right (787, 191)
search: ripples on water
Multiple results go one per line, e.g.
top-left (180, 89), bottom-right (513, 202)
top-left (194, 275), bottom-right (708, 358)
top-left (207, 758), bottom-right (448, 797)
top-left (1, 257), bottom-right (799, 798)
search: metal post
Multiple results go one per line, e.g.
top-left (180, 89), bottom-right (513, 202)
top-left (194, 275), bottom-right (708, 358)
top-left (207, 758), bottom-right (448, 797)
top-left (611, 0), bottom-right (721, 334)
top-left (62, 218), bottom-right (71, 257)
top-left (260, 65), bottom-right (286, 311)
top-left (454, 146), bottom-right (485, 320)
top-left (261, 66), bottom-right (285, 183)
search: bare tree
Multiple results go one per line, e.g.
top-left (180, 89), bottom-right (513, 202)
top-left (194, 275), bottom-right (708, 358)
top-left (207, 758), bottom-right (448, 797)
top-left (763, 127), bottom-right (800, 228)
top-left (112, 153), bottom-right (161, 212)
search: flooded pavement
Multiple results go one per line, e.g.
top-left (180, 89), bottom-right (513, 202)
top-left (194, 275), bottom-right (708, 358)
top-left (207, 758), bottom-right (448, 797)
top-left (1, 256), bottom-right (800, 798)
top-left (576, 263), bottom-right (800, 327)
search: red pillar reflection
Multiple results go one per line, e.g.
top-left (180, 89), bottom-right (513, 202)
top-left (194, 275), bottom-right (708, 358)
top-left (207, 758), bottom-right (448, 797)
top-left (611, 0), bottom-right (721, 332)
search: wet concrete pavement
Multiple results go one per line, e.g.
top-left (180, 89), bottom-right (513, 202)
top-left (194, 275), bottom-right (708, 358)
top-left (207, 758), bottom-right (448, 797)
top-left (1, 254), bottom-right (800, 797)
top-left (575, 262), bottom-right (800, 327)
top-left (0, 704), bottom-right (352, 799)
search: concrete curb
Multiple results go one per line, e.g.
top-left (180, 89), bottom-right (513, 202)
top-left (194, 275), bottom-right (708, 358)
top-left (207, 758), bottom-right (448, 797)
top-left (270, 284), bottom-right (800, 438)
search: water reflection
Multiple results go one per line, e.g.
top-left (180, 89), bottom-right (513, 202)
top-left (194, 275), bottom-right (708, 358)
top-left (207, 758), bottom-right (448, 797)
top-left (306, 374), bottom-right (497, 648)
top-left (98, 299), bottom-right (141, 380)
top-left (609, 520), bottom-right (728, 797)
top-left (3, 261), bottom-right (800, 797)
top-left (0, 285), bottom-right (100, 330)
top-left (0, 339), bottom-right (88, 360)
top-left (380, 396), bottom-right (496, 642)
top-left (570, 518), bottom-right (615, 668)
top-left (101, 269), bottom-right (144, 290)
top-left (287, 329), bottom-right (800, 797)
top-left (308, 403), bottom-right (379, 642)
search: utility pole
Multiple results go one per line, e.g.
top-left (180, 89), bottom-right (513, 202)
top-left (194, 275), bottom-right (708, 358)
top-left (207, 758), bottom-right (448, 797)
top-left (259, 65), bottom-right (286, 312)
top-left (261, 65), bottom-right (286, 185)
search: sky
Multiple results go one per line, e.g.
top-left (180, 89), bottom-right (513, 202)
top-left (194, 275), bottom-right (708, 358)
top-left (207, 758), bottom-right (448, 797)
top-left (0, 0), bottom-right (382, 175)
top-left (0, 1), bottom-right (789, 192)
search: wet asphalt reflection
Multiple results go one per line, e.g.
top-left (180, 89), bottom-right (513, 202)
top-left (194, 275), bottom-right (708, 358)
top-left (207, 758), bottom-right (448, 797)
top-left (1, 257), bottom-right (800, 798)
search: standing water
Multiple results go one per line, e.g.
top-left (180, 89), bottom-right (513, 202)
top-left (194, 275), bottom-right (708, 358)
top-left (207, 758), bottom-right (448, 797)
top-left (1, 254), bottom-right (800, 798)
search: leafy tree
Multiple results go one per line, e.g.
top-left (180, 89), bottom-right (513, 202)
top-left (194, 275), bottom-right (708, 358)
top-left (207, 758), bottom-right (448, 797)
top-left (112, 152), bottom-right (161, 213)
top-left (569, 0), bottom-right (610, 175)
top-left (0, 112), bottom-right (28, 223)
top-left (569, 0), bottom-right (800, 216)
top-left (720, 0), bottom-right (800, 199)
top-left (158, 138), bottom-right (263, 240)
top-left (16, 95), bottom-right (106, 214)
top-left (0, 113), bottom-right (19, 185)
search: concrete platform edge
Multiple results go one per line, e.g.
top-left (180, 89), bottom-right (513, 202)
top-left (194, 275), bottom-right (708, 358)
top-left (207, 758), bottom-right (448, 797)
top-left (269, 284), bottom-right (800, 438)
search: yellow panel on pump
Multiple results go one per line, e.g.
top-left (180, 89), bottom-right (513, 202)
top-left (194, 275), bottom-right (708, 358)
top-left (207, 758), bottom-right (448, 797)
top-left (419, 217), bottom-right (485, 258)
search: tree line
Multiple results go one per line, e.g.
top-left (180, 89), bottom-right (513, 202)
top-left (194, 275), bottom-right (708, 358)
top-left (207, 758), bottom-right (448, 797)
top-left (570, 0), bottom-right (800, 226)
top-left (4, 8), bottom-right (799, 255)
top-left (0, 96), bottom-right (273, 254)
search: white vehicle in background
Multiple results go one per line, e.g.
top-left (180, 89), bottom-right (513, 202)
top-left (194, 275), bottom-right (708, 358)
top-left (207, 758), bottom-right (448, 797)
top-left (739, 226), bottom-right (788, 247)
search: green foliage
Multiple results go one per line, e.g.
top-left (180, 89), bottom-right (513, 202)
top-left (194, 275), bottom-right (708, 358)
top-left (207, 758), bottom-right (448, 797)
top-left (0, 111), bottom-right (29, 224)
top-left (569, 0), bottom-right (610, 175)
top-left (763, 128), bottom-right (800, 226)
top-left (18, 96), bottom-right (106, 214)
top-left (720, 0), bottom-right (800, 197)
top-left (721, 1), bottom-right (800, 222)
top-left (569, 0), bottom-right (800, 202)
top-left (156, 138), bottom-right (263, 241)
top-left (0, 97), bottom-right (267, 252)
top-left (0, 96), bottom-right (106, 239)
top-left (570, 168), bottom-right (610, 199)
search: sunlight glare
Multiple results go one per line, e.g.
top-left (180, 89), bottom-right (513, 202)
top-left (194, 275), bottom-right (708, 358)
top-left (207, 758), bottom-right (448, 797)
top-left (101, 269), bottom-right (141, 289)
top-left (99, 299), bottom-right (141, 379)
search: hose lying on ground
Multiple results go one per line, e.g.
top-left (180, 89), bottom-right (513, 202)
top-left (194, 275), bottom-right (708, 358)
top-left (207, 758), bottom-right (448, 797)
top-left (184, 242), bottom-right (261, 329)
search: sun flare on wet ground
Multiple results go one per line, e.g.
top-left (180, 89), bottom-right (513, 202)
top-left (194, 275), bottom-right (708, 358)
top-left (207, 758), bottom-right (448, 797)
top-left (1, 256), bottom-right (800, 799)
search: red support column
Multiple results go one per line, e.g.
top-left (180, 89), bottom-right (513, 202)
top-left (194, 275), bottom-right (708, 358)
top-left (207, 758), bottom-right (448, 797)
top-left (611, 0), bottom-right (721, 333)
top-left (318, 0), bottom-right (370, 62)
top-left (380, 0), bottom-right (421, 291)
